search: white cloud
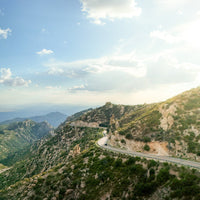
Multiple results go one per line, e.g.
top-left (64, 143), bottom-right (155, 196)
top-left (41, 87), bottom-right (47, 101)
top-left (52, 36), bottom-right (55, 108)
top-left (150, 19), bottom-right (200, 48)
top-left (68, 84), bottom-right (86, 93)
top-left (46, 53), bottom-right (146, 79)
top-left (179, 19), bottom-right (200, 48)
top-left (0, 28), bottom-right (11, 39)
top-left (46, 86), bottom-right (61, 90)
top-left (80, 0), bottom-right (141, 24)
top-left (150, 30), bottom-right (181, 44)
top-left (0, 68), bottom-right (31, 87)
top-left (36, 49), bottom-right (54, 56)
top-left (45, 50), bottom-right (198, 93)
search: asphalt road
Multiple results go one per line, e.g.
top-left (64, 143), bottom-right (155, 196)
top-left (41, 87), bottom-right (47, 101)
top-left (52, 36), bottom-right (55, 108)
top-left (97, 136), bottom-right (200, 170)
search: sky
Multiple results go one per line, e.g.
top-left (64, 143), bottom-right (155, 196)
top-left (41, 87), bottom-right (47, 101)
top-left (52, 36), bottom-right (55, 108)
top-left (1, 0), bottom-right (200, 112)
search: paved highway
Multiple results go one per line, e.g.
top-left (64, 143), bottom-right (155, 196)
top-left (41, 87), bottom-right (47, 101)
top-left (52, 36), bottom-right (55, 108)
top-left (97, 136), bottom-right (200, 170)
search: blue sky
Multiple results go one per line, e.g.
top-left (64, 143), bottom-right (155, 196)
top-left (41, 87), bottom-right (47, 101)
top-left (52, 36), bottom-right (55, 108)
top-left (1, 0), bottom-right (200, 112)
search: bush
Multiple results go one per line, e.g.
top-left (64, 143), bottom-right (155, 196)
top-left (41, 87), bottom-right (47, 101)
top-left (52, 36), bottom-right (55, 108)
top-left (125, 133), bottom-right (133, 140)
top-left (143, 137), bottom-right (151, 143)
top-left (148, 160), bottom-right (157, 168)
top-left (121, 139), bottom-right (126, 144)
top-left (157, 168), bottom-right (170, 184)
top-left (144, 144), bottom-right (150, 151)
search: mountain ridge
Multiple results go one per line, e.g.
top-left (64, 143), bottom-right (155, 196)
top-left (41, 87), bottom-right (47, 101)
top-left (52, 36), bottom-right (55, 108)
top-left (0, 112), bottom-right (67, 127)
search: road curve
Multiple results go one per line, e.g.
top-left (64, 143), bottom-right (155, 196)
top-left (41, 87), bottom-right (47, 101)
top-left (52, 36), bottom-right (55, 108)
top-left (97, 136), bottom-right (200, 170)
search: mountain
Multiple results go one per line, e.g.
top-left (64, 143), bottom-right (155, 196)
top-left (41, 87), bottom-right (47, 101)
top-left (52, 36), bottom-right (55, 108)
top-left (0, 120), bottom-right (53, 161)
top-left (67, 102), bottom-right (144, 127)
top-left (0, 112), bottom-right (67, 127)
top-left (0, 87), bottom-right (200, 200)
top-left (1, 125), bottom-right (200, 200)
top-left (107, 87), bottom-right (200, 161)
top-left (68, 87), bottom-right (200, 161)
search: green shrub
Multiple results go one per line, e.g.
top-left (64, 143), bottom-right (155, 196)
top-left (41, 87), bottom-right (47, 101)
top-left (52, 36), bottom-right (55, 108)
top-left (121, 139), bottom-right (126, 144)
top-left (157, 168), bottom-right (170, 184)
top-left (125, 133), bottom-right (133, 140)
top-left (144, 144), bottom-right (150, 151)
top-left (143, 137), bottom-right (151, 143)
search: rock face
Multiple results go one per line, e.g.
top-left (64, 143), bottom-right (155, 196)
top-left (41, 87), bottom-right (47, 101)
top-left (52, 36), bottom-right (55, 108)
top-left (159, 103), bottom-right (177, 131)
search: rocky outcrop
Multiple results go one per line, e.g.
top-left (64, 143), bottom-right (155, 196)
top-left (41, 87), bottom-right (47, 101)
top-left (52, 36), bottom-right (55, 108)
top-left (159, 103), bottom-right (177, 131)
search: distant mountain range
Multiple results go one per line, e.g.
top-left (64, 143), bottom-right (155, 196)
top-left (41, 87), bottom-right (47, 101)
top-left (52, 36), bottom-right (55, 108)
top-left (0, 104), bottom-right (91, 123)
top-left (0, 112), bottom-right (67, 127)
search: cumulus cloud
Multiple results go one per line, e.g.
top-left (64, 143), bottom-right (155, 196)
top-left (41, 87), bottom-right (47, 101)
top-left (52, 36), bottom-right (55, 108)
top-left (0, 68), bottom-right (31, 87)
top-left (36, 49), bottom-right (54, 56)
top-left (0, 28), bottom-right (11, 39)
top-left (80, 0), bottom-right (141, 24)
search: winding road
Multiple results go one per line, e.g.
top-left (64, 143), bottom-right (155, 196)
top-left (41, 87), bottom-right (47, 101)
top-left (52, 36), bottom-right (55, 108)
top-left (97, 136), bottom-right (200, 170)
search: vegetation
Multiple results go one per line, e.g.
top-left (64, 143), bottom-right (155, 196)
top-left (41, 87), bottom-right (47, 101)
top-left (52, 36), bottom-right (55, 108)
top-left (0, 125), bottom-right (102, 190)
top-left (144, 144), bottom-right (150, 151)
top-left (1, 145), bottom-right (200, 200)
top-left (0, 120), bottom-right (52, 161)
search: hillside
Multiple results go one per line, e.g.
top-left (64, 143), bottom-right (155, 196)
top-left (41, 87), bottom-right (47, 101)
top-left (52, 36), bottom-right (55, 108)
top-left (66, 87), bottom-right (200, 161)
top-left (0, 87), bottom-right (200, 199)
top-left (1, 139), bottom-right (200, 200)
top-left (0, 124), bottom-right (103, 191)
top-left (0, 120), bottom-right (53, 161)
top-left (0, 112), bottom-right (67, 127)
top-left (107, 87), bottom-right (200, 160)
